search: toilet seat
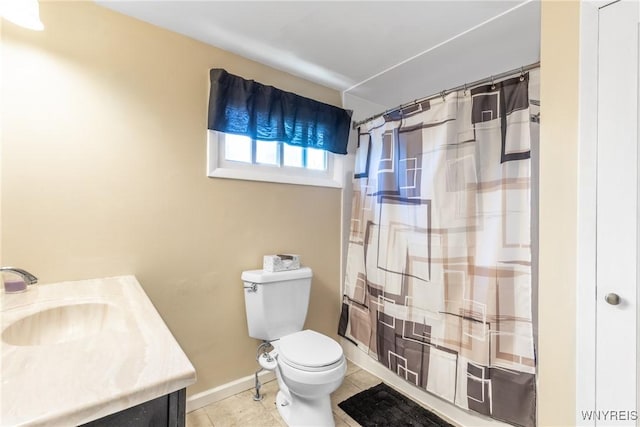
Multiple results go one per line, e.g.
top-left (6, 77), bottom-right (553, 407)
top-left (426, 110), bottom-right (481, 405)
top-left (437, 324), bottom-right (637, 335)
top-left (278, 330), bottom-right (343, 372)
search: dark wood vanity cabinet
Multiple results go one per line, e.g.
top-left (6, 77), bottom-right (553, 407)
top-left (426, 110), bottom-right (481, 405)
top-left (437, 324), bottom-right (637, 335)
top-left (79, 388), bottom-right (186, 427)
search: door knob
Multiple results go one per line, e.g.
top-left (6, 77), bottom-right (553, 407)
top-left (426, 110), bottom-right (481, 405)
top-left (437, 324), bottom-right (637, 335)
top-left (605, 293), bottom-right (621, 305)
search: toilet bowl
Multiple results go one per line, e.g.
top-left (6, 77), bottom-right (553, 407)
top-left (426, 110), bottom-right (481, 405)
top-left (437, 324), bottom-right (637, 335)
top-left (261, 330), bottom-right (346, 426)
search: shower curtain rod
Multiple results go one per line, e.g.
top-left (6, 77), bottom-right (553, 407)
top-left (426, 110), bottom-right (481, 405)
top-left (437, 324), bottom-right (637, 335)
top-left (351, 61), bottom-right (540, 129)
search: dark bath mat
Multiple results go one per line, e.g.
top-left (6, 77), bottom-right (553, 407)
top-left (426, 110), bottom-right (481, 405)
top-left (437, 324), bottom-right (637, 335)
top-left (338, 383), bottom-right (454, 427)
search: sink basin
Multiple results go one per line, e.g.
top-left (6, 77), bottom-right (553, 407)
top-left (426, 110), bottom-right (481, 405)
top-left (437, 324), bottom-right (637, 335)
top-left (2, 303), bottom-right (125, 346)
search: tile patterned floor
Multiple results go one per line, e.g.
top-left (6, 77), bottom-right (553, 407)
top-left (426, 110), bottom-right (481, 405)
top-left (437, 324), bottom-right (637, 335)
top-left (186, 360), bottom-right (378, 427)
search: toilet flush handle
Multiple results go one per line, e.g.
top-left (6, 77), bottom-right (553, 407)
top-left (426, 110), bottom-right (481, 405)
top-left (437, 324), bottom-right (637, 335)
top-left (244, 282), bottom-right (258, 293)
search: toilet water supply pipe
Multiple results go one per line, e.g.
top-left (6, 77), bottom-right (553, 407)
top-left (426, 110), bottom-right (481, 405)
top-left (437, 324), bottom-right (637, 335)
top-left (253, 341), bottom-right (273, 401)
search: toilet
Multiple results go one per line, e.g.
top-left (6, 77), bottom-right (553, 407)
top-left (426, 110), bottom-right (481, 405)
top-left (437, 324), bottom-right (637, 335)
top-left (242, 267), bottom-right (346, 427)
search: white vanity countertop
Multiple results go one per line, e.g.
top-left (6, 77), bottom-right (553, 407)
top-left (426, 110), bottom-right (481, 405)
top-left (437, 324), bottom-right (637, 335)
top-left (1, 275), bottom-right (196, 426)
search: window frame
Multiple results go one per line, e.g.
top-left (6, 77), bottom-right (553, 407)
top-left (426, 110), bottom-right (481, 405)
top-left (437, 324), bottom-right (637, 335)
top-left (206, 131), bottom-right (345, 188)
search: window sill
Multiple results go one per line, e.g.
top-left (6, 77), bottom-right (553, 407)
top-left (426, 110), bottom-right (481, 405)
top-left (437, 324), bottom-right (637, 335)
top-left (208, 166), bottom-right (344, 188)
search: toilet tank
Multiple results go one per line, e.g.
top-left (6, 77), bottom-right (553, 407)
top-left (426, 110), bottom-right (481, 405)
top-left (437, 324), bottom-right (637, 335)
top-left (242, 267), bottom-right (312, 341)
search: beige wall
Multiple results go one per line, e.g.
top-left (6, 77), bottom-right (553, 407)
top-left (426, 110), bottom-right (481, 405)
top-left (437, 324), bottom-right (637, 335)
top-left (539, 0), bottom-right (579, 425)
top-left (0, 2), bottom-right (342, 395)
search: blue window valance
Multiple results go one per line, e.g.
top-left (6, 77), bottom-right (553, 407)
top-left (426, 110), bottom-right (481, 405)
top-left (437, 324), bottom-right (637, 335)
top-left (207, 69), bottom-right (352, 155)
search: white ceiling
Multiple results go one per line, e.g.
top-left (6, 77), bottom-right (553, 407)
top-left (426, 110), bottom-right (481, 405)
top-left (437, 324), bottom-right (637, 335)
top-left (97, 0), bottom-right (540, 115)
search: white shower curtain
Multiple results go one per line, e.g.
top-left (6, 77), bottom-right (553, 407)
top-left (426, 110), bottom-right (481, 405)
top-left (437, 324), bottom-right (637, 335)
top-left (339, 72), bottom-right (538, 427)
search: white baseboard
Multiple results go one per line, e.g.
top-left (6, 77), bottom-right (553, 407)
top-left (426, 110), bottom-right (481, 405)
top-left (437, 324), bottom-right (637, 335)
top-left (340, 338), bottom-right (509, 427)
top-left (186, 370), bottom-right (276, 413)
top-left (187, 339), bottom-right (508, 425)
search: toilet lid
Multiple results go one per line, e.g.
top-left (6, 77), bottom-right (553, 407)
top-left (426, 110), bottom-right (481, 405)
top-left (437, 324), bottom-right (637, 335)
top-left (278, 330), bottom-right (343, 368)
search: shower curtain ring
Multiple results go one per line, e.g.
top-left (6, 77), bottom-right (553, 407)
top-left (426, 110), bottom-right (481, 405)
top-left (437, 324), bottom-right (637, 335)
top-left (491, 76), bottom-right (496, 90)
top-left (520, 66), bottom-right (525, 81)
top-left (440, 90), bottom-right (446, 101)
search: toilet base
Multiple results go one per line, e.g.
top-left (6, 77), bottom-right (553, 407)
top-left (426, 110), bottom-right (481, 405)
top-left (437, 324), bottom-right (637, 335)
top-left (275, 390), bottom-right (335, 427)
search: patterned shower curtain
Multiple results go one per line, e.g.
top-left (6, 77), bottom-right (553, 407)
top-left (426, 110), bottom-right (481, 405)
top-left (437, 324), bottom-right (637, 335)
top-left (339, 73), bottom-right (537, 427)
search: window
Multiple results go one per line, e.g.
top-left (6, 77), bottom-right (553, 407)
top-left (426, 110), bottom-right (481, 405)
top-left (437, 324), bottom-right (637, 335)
top-left (223, 134), bottom-right (327, 170)
top-left (207, 131), bottom-right (345, 188)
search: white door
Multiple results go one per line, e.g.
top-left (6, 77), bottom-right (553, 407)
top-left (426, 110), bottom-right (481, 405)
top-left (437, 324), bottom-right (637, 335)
top-left (596, 0), bottom-right (639, 423)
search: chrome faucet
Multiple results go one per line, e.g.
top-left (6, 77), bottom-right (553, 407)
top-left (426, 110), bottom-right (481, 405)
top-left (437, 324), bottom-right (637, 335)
top-left (0, 267), bottom-right (38, 285)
